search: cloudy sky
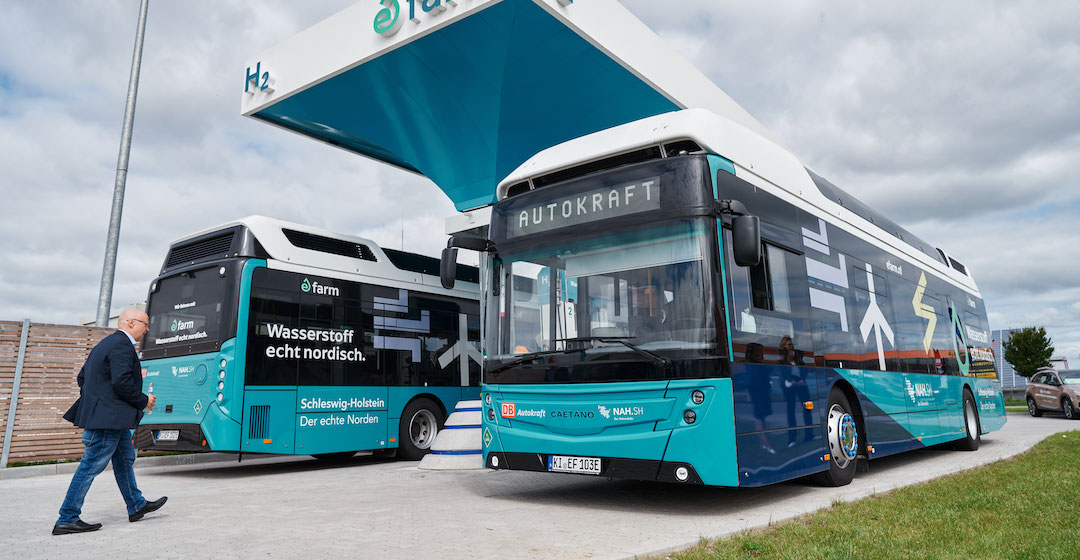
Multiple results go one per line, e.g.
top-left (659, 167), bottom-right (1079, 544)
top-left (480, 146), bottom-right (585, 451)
top-left (1, 1), bottom-right (1077, 362)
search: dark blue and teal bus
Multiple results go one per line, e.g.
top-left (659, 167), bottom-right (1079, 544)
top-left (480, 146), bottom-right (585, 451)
top-left (444, 109), bottom-right (1005, 486)
top-left (135, 216), bottom-right (481, 460)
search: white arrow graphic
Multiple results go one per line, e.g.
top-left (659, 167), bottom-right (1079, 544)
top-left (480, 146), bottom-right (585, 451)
top-left (437, 313), bottom-right (482, 386)
top-left (859, 263), bottom-right (895, 370)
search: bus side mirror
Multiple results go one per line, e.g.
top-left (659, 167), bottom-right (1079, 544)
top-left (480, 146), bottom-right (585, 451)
top-left (440, 247), bottom-right (459, 289)
top-left (732, 215), bottom-right (761, 267)
top-left (440, 235), bottom-right (496, 290)
top-left (716, 199), bottom-right (761, 267)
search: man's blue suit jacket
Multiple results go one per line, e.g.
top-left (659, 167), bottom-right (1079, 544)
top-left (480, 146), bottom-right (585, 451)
top-left (63, 331), bottom-right (149, 430)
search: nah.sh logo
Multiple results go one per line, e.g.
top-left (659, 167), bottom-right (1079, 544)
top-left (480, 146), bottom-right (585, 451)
top-left (501, 403), bottom-right (516, 418)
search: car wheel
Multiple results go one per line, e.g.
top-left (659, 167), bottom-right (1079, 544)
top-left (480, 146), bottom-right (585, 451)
top-left (397, 398), bottom-right (444, 461)
top-left (1064, 398), bottom-right (1077, 420)
top-left (1027, 397), bottom-right (1042, 417)
top-left (810, 386), bottom-right (859, 487)
top-left (955, 389), bottom-right (981, 451)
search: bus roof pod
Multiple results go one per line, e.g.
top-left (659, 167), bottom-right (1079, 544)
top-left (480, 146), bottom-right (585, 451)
top-left (241, 0), bottom-right (778, 212)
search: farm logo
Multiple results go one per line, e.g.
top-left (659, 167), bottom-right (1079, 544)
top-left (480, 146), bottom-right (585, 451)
top-left (301, 278), bottom-right (340, 296)
top-left (170, 318), bottom-right (195, 332)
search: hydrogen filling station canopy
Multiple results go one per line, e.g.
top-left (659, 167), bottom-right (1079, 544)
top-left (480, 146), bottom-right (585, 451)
top-left (241, 0), bottom-right (772, 212)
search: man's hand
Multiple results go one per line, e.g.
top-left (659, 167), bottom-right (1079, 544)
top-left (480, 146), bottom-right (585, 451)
top-left (146, 394), bottom-right (157, 412)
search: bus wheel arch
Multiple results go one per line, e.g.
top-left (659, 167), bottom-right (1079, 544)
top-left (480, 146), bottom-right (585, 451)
top-left (396, 396), bottom-right (447, 461)
top-left (811, 382), bottom-right (863, 487)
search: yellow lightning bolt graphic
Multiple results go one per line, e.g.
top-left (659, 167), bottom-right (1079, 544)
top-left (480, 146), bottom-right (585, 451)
top-left (912, 272), bottom-right (936, 353)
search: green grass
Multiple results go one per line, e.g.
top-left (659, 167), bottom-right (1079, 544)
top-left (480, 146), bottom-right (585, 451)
top-left (671, 431), bottom-right (1080, 560)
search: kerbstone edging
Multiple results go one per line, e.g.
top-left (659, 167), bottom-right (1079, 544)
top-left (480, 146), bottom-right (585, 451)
top-left (0, 452), bottom-right (245, 481)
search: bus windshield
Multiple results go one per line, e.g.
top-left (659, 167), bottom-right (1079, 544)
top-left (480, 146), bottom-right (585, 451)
top-left (485, 218), bottom-right (724, 383)
top-left (143, 264), bottom-right (234, 356)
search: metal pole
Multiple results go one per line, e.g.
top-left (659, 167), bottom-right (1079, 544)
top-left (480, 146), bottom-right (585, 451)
top-left (96, 0), bottom-right (150, 326)
top-left (2, 319), bottom-right (32, 468)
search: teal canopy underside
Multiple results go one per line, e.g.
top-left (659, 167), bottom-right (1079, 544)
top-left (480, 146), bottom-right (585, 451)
top-left (253, 0), bottom-right (679, 211)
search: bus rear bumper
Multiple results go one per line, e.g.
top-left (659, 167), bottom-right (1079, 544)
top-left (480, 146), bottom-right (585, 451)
top-left (485, 451), bottom-right (705, 485)
top-left (135, 424), bottom-right (212, 452)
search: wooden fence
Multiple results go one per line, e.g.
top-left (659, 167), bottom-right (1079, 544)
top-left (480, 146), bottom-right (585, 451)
top-left (1, 320), bottom-right (115, 466)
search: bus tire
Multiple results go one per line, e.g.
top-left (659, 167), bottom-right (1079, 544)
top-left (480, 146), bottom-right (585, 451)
top-left (397, 398), bottom-right (444, 461)
top-left (312, 451), bottom-right (357, 461)
top-left (811, 387), bottom-right (859, 487)
top-left (1063, 397), bottom-right (1077, 420)
top-left (1027, 397), bottom-right (1042, 417)
top-left (955, 389), bottom-right (981, 451)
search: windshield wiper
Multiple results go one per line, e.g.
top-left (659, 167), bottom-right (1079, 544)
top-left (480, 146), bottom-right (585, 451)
top-left (488, 337), bottom-right (672, 376)
top-left (555, 337), bottom-right (672, 369)
top-left (487, 347), bottom-right (586, 375)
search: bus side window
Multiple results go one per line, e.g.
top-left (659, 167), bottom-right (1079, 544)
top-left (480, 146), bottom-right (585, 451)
top-left (724, 230), bottom-right (812, 362)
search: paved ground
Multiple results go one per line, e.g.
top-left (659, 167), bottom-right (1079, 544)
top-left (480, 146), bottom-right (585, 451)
top-left (1, 413), bottom-right (1075, 560)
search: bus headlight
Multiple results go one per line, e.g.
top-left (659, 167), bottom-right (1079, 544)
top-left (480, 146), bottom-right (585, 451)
top-left (219, 370), bottom-right (226, 380)
top-left (216, 393), bottom-right (223, 403)
top-left (683, 410), bottom-right (697, 424)
top-left (675, 466), bottom-right (689, 482)
top-left (217, 381), bottom-right (225, 391)
top-left (692, 390), bottom-right (705, 405)
top-left (487, 408), bottom-right (495, 421)
top-left (220, 358), bottom-right (227, 369)
top-left (485, 393), bottom-right (491, 405)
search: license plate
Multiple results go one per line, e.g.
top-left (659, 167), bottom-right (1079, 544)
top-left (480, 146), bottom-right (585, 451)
top-left (547, 455), bottom-right (601, 475)
top-left (156, 430), bottom-right (180, 442)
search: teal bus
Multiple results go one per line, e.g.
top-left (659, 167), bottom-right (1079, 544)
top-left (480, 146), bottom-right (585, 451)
top-left (441, 109), bottom-right (1005, 486)
top-left (135, 216), bottom-right (481, 460)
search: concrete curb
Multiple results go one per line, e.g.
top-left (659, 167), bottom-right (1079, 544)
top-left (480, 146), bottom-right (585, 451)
top-left (0, 452), bottom-right (244, 481)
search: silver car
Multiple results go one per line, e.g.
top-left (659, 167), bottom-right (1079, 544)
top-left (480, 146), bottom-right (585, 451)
top-left (1026, 368), bottom-right (1080, 420)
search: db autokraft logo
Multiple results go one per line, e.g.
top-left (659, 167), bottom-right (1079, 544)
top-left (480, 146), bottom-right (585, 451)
top-left (501, 402), bottom-right (516, 418)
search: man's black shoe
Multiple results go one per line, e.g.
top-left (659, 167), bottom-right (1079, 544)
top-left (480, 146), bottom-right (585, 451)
top-left (52, 520), bottom-right (103, 535)
top-left (128, 496), bottom-right (167, 522)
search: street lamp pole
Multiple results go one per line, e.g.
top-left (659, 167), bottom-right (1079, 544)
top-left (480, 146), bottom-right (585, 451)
top-left (96, 0), bottom-right (149, 326)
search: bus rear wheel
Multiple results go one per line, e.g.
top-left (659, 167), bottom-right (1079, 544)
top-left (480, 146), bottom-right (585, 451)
top-left (397, 398), bottom-right (444, 461)
top-left (811, 387), bottom-right (859, 487)
top-left (954, 389), bottom-right (981, 451)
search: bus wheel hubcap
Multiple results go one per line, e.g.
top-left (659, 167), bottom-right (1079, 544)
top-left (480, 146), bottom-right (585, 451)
top-left (410, 409), bottom-right (437, 449)
top-left (965, 399), bottom-right (978, 436)
top-left (827, 405), bottom-right (857, 469)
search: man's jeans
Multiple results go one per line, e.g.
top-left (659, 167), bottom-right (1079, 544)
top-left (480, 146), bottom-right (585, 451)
top-left (56, 429), bottom-right (146, 524)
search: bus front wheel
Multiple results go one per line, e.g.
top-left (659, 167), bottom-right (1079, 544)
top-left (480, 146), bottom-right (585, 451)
top-left (811, 387), bottom-right (859, 487)
top-left (397, 398), bottom-right (445, 461)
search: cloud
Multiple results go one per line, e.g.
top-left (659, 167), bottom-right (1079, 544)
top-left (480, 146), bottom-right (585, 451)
top-left (1, 0), bottom-right (1078, 362)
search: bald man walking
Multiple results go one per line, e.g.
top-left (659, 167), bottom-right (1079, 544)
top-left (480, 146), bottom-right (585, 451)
top-left (53, 309), bottom-right (167, 535)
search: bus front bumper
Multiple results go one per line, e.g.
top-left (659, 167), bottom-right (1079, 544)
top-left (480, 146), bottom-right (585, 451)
top-left (485, 451), bottom-right (705, 484)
